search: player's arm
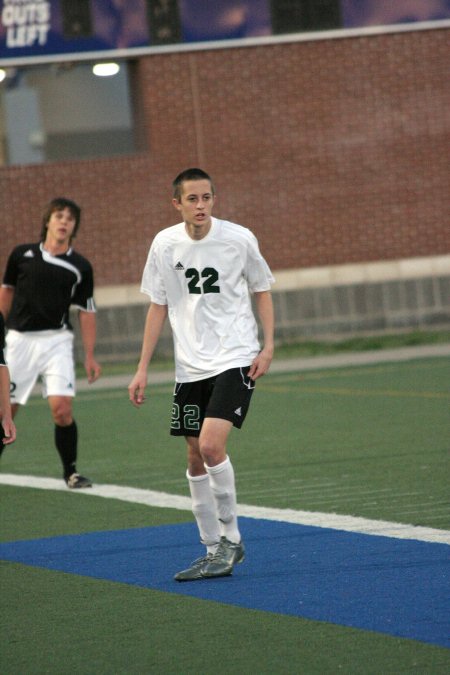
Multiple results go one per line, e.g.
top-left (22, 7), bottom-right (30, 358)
top-left (248, 290), bottom-right (274, 380)
top-left (0, 307), bottom-right (15, 444)
top-left (128, 302), bottom-right (168, 407)
top-left (78, 310), bottom-right (102, 383)
top-left (0, 286), bottom-right (14, 321)
top-left (0, 365), bottom-right (16, 445)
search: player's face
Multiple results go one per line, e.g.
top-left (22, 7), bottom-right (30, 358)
top-left (173, 179), bottom-right (215, 239)
top-left (45, 207), bottom-right (77, 245)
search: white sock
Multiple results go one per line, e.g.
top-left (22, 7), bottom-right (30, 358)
top-left (205, 456), bottom-right (241, 544)
top-left (187, 471), bottom-right (220, 554)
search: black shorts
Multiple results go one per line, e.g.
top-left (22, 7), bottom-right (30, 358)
top-left (170, 367), bottom-right (255, 437)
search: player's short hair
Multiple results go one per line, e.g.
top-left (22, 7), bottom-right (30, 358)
top-left (172, 168), bottom-right (215, 202)
top-left (40, 197), bottom-right (82, 242)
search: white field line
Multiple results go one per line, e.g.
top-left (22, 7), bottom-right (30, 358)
top-left (1, 473), bottom-right (449, 546)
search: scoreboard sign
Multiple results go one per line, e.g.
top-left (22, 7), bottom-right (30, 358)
top-left (1, 0), bottom-right (449, 66)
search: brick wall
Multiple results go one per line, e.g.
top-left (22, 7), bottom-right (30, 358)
top-left (1, 28), bottom-right (449, 287)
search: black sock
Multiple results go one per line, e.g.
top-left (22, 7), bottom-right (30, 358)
top-left (55, 421), bottom-right (78, 480)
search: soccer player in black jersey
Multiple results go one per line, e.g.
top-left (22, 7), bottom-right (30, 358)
top-left (0, 197), bottom-right (101, 487)
top-left (0, 312), bottom-right (16, 446)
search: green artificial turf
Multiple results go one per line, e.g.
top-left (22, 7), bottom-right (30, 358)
top-left (4, 356), bottom-right (449, 529)
top-left (1, 354), bottom-right (449, 674)
top-left (2, 562), bottom-right (449, 675)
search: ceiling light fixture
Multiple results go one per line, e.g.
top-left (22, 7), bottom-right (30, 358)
top-left (92, 62), bottom-right (120, 77)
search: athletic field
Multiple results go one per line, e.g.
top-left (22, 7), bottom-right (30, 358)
top-left (1, 351), bottom-right (449, 673)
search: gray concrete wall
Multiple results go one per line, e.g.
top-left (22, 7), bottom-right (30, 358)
top-left (72, 262), bottom-right (450, 363)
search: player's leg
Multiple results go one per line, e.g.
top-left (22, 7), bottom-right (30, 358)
top-left (172, 380), bottom-right (221, 580)
top-left (43, 332), bottom-right (91, 488)
top-left (199, 417), bottom-right (241, 543)
top-left (201, 366), bottom-right (254, 543)
top-left (199, 368), bottom-right (255, 577)
top-left (47, 395), bottom-right (91, 488)
top-left (173, 372), bottom-right (249, 580)
top-left (198, 416), bottom-right (245, 575)
top-left (198, 417), bottom-right (245, 578)
top-left (173, 433), bottom-right (223, 581)
top-left (185, 434), bottom-right (221, 551)
top-left (1, 330), bottom-right (39, 456)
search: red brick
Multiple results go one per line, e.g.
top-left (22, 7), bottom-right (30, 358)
top-left (1, 29), bottom-right (448, 285)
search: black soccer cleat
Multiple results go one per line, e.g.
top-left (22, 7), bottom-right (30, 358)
top-left (65, 473), bottom-right (92, 489)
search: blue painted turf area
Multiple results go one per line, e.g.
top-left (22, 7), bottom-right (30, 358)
top-left (1, 518), bottom-right (449, 648)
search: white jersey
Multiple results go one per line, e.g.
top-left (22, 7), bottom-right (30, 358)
top-left (141, 217), bottom-right (274, 382)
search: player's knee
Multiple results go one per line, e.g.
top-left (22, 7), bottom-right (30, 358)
top-left (199, 438), bottom-right (224, 466)
top-left (50, 403), bottom-right (73, 426)
top-left (186, 441), bottom-right (204, 474)
top-left (188, 456), bottom-right (205, 477)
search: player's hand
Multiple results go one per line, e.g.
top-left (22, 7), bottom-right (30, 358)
top-left (85, 357), bottom-right (102, 383)
top-left (248, 348), bottom-right (273, 380)
top-left (128, 372), bottom-right (147, 408)
top-left (2, 417), bottom-right (16, 445)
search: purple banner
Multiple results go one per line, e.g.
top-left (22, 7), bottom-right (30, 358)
top-left (0, 0), bottom-right (150, 59)
top-left (1, 0), bottom-right (449, 64)
top-left (341, 0), bottom-right (450, 27)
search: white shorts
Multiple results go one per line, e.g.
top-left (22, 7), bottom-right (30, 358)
top-left (6, 329), bottom-right (76, 405)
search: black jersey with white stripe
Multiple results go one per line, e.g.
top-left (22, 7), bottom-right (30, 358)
top-left (2, 243), bottom-right (96, 332)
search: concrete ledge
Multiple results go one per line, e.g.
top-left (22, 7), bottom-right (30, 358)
top-left (95, 284), bottom-right (147, 308)
top-left (94, 255), bottom-right (450, 306)
top-left (78, 256), bottom-right (450, 362)
top-left (271, 255), bottom-right (450, 292)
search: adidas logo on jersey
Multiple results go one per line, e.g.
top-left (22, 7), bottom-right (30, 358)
top-left (24, 249), bottom-right (34, 258)
top-left (174, 261), bottom-right (185, 270)
top-left (234, 407), bottom-right (242, 416)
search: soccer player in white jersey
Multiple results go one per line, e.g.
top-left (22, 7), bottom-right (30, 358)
top-left (0, 312), bottom-right (16, 446)
top-left (129, 168), bottom-right (274, 580)
top-left (0, 198), bottom-right (101, 487)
